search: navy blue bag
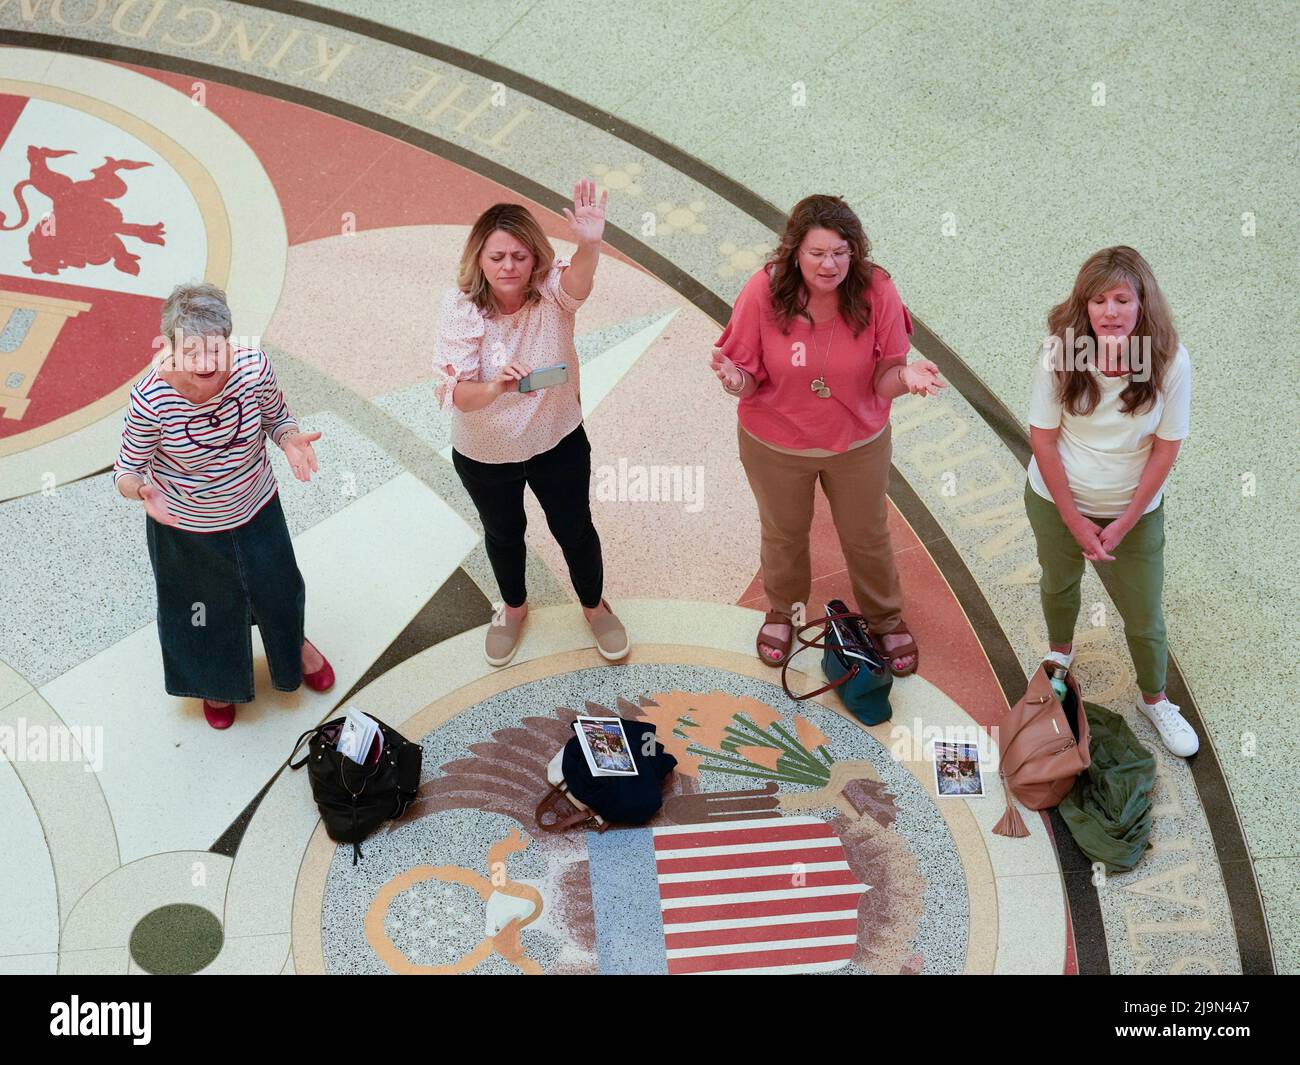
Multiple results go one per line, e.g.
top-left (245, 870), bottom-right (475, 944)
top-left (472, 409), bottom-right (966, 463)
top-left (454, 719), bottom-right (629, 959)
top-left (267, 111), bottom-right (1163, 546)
top-left (782, 600), bottom-right (893, 725)
top-left (535, 719), bottom-right (677, 832)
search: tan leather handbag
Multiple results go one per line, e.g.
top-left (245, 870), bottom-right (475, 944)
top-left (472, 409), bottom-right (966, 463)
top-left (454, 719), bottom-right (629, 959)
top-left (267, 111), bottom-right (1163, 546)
top-left (993, 661), bottom-right (1091, 837)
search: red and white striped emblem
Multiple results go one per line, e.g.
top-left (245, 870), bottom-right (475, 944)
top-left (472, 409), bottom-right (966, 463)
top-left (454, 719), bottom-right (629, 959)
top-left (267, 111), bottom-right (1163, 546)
top-left (654, 816), bottom-right (869, 975)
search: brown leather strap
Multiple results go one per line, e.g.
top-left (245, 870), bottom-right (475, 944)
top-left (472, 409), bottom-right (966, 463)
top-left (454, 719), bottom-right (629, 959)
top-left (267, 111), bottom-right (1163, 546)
top-left (781, 612), bottom-right (866, 701)
top-left (792, 611), bottom-right (865, 652)
top-left (535, 783), bottom-right (577, 832)
top-left (535, 782), bottom-right (605, 833)
top-left (550, 809), bottom-right (599, 832)
top-left (783, 671), bottom-right (854, 702)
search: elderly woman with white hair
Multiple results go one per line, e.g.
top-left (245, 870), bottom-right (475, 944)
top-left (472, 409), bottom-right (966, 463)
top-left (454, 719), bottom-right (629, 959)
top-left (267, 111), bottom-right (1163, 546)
top-left (113, 282), bottom-right (333, 729)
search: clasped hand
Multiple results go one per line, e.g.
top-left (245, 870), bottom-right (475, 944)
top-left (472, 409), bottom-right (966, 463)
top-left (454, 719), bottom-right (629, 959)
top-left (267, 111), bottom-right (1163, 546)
top-left (1069, 513), bottom-right (1133, 562)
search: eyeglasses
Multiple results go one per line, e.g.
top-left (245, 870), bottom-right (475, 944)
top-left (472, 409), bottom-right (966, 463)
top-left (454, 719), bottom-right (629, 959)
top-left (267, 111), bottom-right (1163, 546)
top-left (801, 248), bottom-right (852, 262)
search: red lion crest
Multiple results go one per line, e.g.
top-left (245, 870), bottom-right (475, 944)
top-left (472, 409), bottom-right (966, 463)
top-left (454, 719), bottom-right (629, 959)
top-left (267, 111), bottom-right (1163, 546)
top-left (0, 145), bottom-right (166, 276)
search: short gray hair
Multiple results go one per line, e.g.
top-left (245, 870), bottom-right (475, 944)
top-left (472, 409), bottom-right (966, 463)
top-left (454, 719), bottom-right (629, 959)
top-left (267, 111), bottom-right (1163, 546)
top-left (161, 282), bottom-right (232, 341)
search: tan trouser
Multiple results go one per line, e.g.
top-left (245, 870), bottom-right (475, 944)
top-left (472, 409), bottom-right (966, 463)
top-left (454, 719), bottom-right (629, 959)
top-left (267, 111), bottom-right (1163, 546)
top-left (737, 422), bottom-right (903, 634)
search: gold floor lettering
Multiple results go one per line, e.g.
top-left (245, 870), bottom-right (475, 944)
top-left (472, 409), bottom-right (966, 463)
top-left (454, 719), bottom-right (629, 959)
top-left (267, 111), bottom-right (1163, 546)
top-left (4, 1), bottom-right (537, 146)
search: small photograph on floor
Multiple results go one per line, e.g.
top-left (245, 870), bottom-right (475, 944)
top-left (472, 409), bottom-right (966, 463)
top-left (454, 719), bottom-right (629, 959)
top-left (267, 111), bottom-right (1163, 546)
top-left (574, 715), bottom-right (638, 775)
top-left (933, 739), bottom-right (984, 797)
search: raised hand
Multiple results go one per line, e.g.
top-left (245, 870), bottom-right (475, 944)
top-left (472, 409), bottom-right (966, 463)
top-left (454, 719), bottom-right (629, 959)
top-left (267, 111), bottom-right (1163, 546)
top-left (138, 483), bottom-right (179, 526)
top-left (282, 430), bottom-right (321, 482)
top-left (900, 358), bottom-right (947, 397)
top-left (562, 177), bottom-right (608, 246)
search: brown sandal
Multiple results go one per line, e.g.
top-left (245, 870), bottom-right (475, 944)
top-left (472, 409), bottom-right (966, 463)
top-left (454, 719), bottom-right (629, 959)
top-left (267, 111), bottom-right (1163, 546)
top-left (756, 610), bottom-right (794, 667)
top-left (872, 621), bottom-right (919, 678)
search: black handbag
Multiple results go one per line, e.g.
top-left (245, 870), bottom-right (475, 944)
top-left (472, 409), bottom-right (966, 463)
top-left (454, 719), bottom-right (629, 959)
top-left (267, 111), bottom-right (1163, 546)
top-left (288, 715), bottom-right (422, 864)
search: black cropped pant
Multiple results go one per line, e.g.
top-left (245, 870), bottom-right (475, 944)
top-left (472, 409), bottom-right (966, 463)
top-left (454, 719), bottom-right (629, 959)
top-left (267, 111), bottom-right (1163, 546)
top-left (452, 423), bottom-right (604, 610)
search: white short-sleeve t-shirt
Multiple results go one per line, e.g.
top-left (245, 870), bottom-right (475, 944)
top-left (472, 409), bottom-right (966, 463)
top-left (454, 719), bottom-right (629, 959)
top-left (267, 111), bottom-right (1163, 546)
top-left (1027, 344), bottom-right (1191, 518)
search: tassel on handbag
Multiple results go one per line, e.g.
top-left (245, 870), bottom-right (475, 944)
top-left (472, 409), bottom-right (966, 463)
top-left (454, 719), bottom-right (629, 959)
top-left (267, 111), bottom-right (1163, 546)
top-left (992, 772), bottom-right (1031, 838)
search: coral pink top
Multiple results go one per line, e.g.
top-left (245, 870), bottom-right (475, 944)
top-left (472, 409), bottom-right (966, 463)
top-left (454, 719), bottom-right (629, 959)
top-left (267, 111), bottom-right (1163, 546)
top-left (716, 264), bottom-right (915, 452)
top-left (433, 258), bottom-right (585, 464)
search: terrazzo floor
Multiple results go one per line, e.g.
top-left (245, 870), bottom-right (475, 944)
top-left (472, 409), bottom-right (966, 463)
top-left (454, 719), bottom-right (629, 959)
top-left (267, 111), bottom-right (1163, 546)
top-left (0, 1), bottom-right (1291, 976)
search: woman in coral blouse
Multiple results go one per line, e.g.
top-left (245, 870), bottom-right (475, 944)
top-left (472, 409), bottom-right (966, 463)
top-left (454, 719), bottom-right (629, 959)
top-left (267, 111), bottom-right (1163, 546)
top-left (435, 181), bottom-right (628, 667)
top-left (710, 194), bottom-right (945, 672)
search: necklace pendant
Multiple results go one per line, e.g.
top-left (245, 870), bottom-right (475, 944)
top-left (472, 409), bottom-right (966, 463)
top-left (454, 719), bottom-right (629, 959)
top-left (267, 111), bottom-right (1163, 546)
top-left (809, 318), bottom-right (838, 401)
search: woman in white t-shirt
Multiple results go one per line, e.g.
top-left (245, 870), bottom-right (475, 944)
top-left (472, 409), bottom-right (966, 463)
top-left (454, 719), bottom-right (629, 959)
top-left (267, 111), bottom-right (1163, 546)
top-left (1025, 246), bottom-right (1198, 758)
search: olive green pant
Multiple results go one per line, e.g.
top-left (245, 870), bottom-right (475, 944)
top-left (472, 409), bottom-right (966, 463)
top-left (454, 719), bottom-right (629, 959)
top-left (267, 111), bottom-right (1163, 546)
top-left (1023, 482), bottom-right (1168, 695)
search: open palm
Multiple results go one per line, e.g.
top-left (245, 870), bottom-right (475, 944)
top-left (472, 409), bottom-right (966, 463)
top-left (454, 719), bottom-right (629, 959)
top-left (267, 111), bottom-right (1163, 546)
top-left (562, 177), bottom-right (608, 245)
top-left (283, 430), bottom-right (322, 482)
top-left (901, 359), bottom-right (947, 397)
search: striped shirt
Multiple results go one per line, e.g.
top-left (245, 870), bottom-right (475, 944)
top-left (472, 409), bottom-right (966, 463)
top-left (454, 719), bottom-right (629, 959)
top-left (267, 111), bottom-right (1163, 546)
top-left (112, 347), bottom-right (299, 532)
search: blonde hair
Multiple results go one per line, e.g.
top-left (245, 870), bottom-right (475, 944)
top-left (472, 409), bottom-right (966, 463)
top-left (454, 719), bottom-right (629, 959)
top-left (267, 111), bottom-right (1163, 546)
top-left (1046, 246), bottom-right (1179, 416)
top-left (458, 204), bottom-right (554, 316)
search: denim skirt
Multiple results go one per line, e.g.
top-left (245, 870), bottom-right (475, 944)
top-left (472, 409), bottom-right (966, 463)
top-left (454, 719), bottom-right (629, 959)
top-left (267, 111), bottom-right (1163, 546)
top-left (146, 492), bottom-right (305, 703)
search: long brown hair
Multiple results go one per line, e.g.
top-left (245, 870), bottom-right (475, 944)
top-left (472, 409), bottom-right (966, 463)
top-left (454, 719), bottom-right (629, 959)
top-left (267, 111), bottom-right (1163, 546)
top-left (458, 203), bottom-right (554, 316)
top-left (1046, 246), bottom-right (1178, 416)
top-left (766, 194), bottom-right (879, 337)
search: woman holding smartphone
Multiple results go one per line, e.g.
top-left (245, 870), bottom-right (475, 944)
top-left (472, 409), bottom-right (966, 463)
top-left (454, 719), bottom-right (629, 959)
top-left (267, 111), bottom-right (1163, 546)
top-left (710, 194), bottom-right (945, 674)
top-left (435, 181), bottom-right (628, 667)
top-left (1026, 245), bottom-right (1197, 757)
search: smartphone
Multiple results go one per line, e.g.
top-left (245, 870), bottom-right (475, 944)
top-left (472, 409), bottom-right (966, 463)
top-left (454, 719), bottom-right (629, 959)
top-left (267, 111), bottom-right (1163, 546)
top-left (517, 363), bottom-right (568, 393)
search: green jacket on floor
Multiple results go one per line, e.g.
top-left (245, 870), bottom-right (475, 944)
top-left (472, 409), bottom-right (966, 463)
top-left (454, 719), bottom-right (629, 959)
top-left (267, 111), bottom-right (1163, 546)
top-left (1058, 701), bottom-right (1157, 874)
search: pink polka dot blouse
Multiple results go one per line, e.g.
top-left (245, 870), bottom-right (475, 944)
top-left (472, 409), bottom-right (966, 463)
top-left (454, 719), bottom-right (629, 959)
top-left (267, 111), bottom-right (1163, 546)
top-left (434, 258), bottom-right (586, 463)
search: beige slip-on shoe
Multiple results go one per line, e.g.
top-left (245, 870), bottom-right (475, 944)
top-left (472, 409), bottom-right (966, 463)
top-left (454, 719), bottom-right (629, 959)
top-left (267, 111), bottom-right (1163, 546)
top-left (588, 599), bottom-right (630, 661)
top-left (485, 607), bottom-right (527, 667)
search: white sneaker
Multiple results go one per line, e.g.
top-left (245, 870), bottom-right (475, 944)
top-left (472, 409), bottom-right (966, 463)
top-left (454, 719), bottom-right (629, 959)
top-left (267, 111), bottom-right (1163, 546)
top-left (1042, 648), bottom-right (1075, 671)
top-left (1136, 696), bottom-right (1199, 758)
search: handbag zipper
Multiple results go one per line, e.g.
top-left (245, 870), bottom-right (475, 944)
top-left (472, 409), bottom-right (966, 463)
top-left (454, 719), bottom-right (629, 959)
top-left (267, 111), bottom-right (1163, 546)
top-left (1016, 696), bottom-right (1077, 757)
top-left (336, 732), bottom-right (391, 864)
top-left (1022, 734), bottom-right (1078, 762)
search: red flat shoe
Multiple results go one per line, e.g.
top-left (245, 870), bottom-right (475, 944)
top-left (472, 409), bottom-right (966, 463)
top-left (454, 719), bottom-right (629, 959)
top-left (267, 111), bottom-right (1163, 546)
top-left (302, 644), bottom-right (335, 692)
top-left (203, 700), bottom-right (236, 729)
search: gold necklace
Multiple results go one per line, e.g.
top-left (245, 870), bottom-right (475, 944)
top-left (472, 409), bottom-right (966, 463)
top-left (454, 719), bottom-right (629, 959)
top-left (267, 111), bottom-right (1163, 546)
top-left (809, 316), bottom-right (838, 399)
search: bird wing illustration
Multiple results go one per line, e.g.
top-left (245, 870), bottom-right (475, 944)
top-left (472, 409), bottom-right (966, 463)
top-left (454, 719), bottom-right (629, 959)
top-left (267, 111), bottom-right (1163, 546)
top-left (833, 807), bottom-right (928, 975)
top-left (391, 707), bottom-right (577, 829)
